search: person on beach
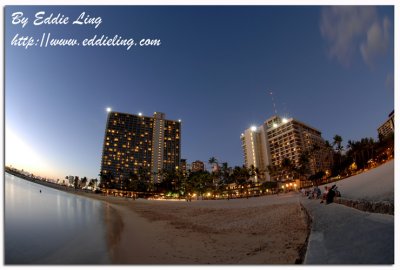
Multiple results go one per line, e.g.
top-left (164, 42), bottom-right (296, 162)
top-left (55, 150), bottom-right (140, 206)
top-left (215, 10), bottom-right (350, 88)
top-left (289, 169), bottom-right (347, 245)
top-left (315, 187), bottom-right (321, 199)
top-left (308, 186), bottom-right (315, 199)
top-left (326, 185), bottom-right (337, 204)
top-left (320, 186), bottom-right (328, 203)
top-left (308, 186), bottom-right (321, 199)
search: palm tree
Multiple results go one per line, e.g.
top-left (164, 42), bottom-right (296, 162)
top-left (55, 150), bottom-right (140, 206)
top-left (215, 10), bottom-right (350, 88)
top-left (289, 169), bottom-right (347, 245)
top-left (88, 179), bottom-right (95, 188)
top-left (80, 176), bottom-right (88, 188)
top-left (248, 165), bottom-right (257, 182)
top-left (376, 132), bottom-right (394, 162)
top-left (232, 166), bottom-right (249, 195)
top-left (254, 167), bottom-right (261, 182)
top-left (220, 162), bottom-right (230, 183)
top-left (73, 176), bottom-right (79, 189)
top-left (209, 157), bottom-right (221, 189)
top-left (160, 169), bottom-right (175, 193)
top-left (174, 168), bottom-right (186, 195)
top-left (333, 135), bottom-right (343, 153)
top-left (325, 140), bottom-right (331, 147)
top-left (296, 151), bottom-right (311, 181)
top-left (137, 166), bottom-right (152, 191)
top-left (266, 164), bottom-right (280, 181)
top-left (280, 158), bottom-right (295, 181)
top-left (347, 140), bottom-right (358, 164)
top-left (208, 157), bottom-right (218, 171)
top-left (333, 135), bottom-right (344, 175)
top-left (346, 137), bottom-right (378, 170)
top-left (188, 171), bottom-right (213, 197)
top-left (306, 143), bottom-right (321, 173)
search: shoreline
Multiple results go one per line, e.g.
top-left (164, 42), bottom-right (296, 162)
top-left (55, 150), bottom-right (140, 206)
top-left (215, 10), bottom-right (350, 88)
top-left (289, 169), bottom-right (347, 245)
top-left (6, 172), bottom-right (310, 264)
top-left (5, 159), bottom-right (393, 264)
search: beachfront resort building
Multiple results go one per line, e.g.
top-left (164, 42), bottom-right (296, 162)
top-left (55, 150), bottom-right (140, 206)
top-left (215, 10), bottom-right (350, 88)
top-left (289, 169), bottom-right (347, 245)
top-left (241, 115), bottom-right (332, 182)
top-left (100, 111), bottom-right (181, 185)
top-left (240, 126), bottom-right (270, 182)
top-left (378, 110), bottom-right (394, 139)
top-left (191, 160), bottom-right (205, 172)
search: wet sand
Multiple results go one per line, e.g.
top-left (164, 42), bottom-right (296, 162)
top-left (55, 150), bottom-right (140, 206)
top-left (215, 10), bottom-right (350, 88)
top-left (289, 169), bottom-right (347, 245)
top-left (83, 194), bottom-right (310, 264)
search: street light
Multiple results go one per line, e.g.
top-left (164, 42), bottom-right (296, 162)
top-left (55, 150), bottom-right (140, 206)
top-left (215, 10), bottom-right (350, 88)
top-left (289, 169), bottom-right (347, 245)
top-left (106, 107), bottom-right (112, 113)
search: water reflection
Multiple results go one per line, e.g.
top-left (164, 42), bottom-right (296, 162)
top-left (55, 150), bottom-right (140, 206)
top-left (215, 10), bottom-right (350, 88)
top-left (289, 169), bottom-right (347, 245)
top-left (103, 202), bottom-right (123, 261)
top-left (5, 173), bottom-right (111, 264)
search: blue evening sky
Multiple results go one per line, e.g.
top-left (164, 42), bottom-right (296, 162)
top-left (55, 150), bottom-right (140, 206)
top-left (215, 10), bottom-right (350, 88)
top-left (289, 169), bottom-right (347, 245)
top-left (5, 6), bottom-right (394, 180)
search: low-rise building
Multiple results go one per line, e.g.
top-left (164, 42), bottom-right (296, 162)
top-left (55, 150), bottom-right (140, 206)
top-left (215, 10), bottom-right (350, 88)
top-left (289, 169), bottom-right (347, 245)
top-left (191, 160), bottom-right (205, 172)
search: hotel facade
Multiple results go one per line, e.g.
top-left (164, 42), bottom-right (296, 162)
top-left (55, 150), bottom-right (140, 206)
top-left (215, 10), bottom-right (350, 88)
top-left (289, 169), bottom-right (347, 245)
top-left (100, 111), bottom-right (181, 185)
top-left (191, 160), bottom-right (205, 172)
top-left (377, 110), bottom-right (394, 139)
top-left (241, 115), bottom-right (332, 182)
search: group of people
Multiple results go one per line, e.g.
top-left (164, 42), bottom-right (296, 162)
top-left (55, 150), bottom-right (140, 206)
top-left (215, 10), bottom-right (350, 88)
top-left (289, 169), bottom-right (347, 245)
top-left (302, 184), bottom-right (340, 204)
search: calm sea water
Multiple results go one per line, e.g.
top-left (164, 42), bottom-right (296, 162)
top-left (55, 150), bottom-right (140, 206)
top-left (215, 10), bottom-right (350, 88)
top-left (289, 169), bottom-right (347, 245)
top-left (4, 173), bottom-right (111, 264)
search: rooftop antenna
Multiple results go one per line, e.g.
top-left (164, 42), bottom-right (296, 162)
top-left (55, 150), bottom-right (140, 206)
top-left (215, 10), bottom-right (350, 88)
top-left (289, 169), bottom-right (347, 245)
top-left (269, 90), bottom-right (278, 115)
top-left (282, 102), bottom-right (289, 117)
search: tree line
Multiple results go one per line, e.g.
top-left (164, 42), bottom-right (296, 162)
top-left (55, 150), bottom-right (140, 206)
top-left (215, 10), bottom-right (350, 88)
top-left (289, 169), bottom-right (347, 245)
top-left (96, 132), bottom-right (393, 196)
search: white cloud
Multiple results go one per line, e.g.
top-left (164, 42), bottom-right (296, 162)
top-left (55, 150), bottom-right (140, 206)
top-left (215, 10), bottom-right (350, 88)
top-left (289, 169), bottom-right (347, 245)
top-left (360, 17), bottom-right (390, 67)
top-left (320, 6), bottom-right (390, 68)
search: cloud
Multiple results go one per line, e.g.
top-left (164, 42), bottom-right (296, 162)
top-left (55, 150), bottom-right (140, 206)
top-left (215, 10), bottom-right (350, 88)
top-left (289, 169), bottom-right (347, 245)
top-left (320, 6), bottom-right (391, 68)
top-left (360, 17), bottom-right (390, 67)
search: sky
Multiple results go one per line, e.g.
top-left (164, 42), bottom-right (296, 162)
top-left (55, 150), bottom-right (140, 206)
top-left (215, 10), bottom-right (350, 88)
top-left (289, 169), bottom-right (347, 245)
top-left (5, 5), bottom-right (394, 180)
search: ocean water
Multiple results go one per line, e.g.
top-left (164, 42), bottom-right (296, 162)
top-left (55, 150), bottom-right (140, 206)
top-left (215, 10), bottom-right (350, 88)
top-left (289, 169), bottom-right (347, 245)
top-left (4, 173), bottom-right (111, 264)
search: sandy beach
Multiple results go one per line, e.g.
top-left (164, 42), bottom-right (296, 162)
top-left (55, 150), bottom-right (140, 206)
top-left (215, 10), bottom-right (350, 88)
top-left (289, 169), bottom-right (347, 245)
top-left (6, 159), bottom-right (394, 264)
top-left (7, 160), bottom-right (394, 264)
top-left (79, 193), bottom-right (310, 264)
top-left (4, 170), bottom-right (310, 264)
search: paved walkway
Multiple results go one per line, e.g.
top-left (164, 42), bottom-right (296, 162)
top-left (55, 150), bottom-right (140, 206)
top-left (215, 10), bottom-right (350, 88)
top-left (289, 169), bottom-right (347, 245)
top-left (301, 197), bottom-right (394, 264)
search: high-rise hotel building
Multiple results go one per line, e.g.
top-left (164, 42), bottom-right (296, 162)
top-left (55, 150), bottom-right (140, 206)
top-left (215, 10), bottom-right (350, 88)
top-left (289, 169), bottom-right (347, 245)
top-left (241, 115), bottom-right (332, 182)
top-left (377, 110), bottom-right (394, 139)
top-left (240, 126), bottom-right (270, 182)
top-left (100, 111), bottom-right (181, 185)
